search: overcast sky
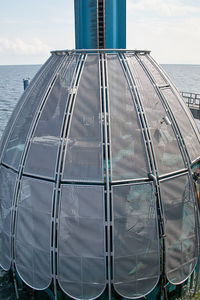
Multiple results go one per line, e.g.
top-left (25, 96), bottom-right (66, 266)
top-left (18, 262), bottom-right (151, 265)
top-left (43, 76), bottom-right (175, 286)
top-left (0, 0), bottom-right (200, 65)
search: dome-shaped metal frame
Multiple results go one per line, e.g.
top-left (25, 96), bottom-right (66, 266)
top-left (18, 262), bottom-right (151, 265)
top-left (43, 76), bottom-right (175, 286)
top-left (0, 49), bottom-right (199, 300)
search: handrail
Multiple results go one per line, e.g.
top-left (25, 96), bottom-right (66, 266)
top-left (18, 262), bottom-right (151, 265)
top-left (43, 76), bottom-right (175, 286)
top-left (181, 91), bottom-right (200, 120)
top-left (181, 91), bottom-right (200, 107)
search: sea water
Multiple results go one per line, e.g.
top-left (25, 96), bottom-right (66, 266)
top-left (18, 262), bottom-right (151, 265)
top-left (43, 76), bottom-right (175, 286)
top-left (0, 63), bottom-right (199, 299)
top-left (0, 65), bottom-right (40, 138)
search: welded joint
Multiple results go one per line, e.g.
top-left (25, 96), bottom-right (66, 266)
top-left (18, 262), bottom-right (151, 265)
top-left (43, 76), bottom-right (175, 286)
top-left (148, 173), bottom-right (157, 184)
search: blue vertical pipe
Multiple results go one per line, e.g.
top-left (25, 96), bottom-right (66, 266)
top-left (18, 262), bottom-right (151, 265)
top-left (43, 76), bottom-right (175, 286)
top-left (74, 0), bottom-right (97, 49)
top-left (105, 0), bottom-right (126, 49)
top-left (74, 0), bottom-right (126, 49)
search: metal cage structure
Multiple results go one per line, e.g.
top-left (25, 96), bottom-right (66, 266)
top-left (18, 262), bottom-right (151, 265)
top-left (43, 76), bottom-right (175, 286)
top-left (0, 49), bottom-right (200, 300)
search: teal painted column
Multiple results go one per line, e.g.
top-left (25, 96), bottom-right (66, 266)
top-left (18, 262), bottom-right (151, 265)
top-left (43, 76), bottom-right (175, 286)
top-left (105, 0), bottom-right (126, 49)
top-left (74, 0), bottom-right (97, 49)
top-left (74, 0), bottom-right (126, 49)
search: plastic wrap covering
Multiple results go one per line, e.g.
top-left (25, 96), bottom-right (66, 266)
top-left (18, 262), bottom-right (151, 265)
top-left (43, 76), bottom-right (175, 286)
top-left (145, 55), bottom-right (200, 147)
top-left (160, 174), bottom-right (198, 284)
top-left (113, 183), bottom-right (160, 299)
top-left (24, 55), bottom-right (78, 179)
top-left (0, 57), bottom-right (52, 162)
top-left (138, 54), bottom-right (200, 163)
top-left (15, 178), bottom-right (53, 289)
top-left (63, 55), bottom-right (103, 182)
top-left (0, 166), bottom-right (17, 270)
top-left (2, 54), bottom-right (62, 170)
top-left (127, 56), bottom-right (185, 175)
top-left (161, 89), bottom-right (200, 163)
top-left (58, 185), bottom-right (106, 299)
top-left (107, 55), bottom-right (148, 181)
top-left (139, 55), bottom-right (167, 87)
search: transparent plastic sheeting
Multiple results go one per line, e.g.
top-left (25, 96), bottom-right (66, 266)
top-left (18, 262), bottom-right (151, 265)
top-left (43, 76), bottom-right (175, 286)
top-left (127, 55), bottom-right (185, 175)
top-left (107, 55), bottom-right (148, 181)
top-left (24, 55), bottom-right (79, 179)
top-left (146, 55), bottom-right (200, 149)
top-left (139, 54), bottom-right (200, 163)
top-left (0, 56), bottom-right (52, 162)
top-left (0, 166), bottom-right (17, 270)
top-left (15, 178), bottom-right (53, 289)
top-left (2, 54), bottom-right (63, 170)
top-left (57, 185), bottom-right (106, 299)
top-left (63, 55), bottom-right (104, 182)
top-left (160, 174), bottom-right (198, 284)
top-left (139, 55), bottom-right (167, 87)
top-left (161, 89), bottom-right (200, 163)
top-left (113, 183), bottom-right (160, 299)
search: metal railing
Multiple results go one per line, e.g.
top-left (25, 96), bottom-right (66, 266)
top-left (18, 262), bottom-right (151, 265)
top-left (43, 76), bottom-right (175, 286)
top-left (181, 91), bottom-right (200, 108)
top-left (181, 91), bottom-right (200, 119)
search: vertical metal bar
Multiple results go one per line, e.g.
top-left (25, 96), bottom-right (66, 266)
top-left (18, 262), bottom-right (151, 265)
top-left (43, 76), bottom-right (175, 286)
top-left (60, 54), bottom-right (87, 178)
top-left (100, 52), bottom-right (111, 300)
top-left (140, 55), bottom-right (190, 170)
top-left (10, 56), bottom-right (66, 295)
top-left (13, 270), bottom-right (19, 299)
top-left (194, 263), bottom-right (200, 295)
top-left (120, 53), bottom-right (159, 178)
top-left (105, 53), bottom-right (113, 299)
top-left (138, 55), bottom-right (191, 170)
top-left (53, 54), bottom-right (81, 180)
top-left (147, 54), bottom-right (200, 143)
top-left (121, 53), bottom-right (166, 298)
top-left (9, 54), bottom-right (65, 298)
top-left (52, 53), bottom-right (86, 299)
top-left (118, 54), bottom-right (152, 176)
top-left (139, 53), bottom-right (200, 297)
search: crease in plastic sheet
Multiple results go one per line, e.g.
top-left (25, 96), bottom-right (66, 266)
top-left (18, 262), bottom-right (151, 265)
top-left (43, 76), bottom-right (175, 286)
top-left (126, 55), bottom-right (185, 176)
top-left (57, 185), bottom-right (106, 300)
top-left (15, 177), bottom-right (53, 289)
top-left (2, 55), bottom-right (63, 170)
top-left (139, 55), bottom-right (167, 87)
top-left (63, 55), bottom-right (104, 182)
top-left (146, 55), bottom-right (200, 144)
top-left (0, 166), bottom-right (17, 270)
top-left (0, 56), bottom-right (52, 162)
top-left (160, 174), bottom-right (198, 284)
top-left (139, 54), bottom-right (200, 163)
top-left (113, 183), bottom-right (160, 299)
top-left (161, 88), bottom-right (200, 163)
top-left (24, 55), bottom-right (79, 179)
top-left (107, 55), bottom-right (148, 181)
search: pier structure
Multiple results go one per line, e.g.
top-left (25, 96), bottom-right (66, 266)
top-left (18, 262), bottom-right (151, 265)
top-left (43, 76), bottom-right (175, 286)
top-left (181, 91), bottom-right (200, 119)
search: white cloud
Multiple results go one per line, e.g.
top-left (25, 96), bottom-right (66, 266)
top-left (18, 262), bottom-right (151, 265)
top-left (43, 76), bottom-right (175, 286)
top-left (126, 0), bottom-right (200, 63)
top-left (128, 0), bottom-right (200, 17)
top-left (127, 14), bottom-right (200, 63)
top-left (0, 38), bottom-right (50, 55)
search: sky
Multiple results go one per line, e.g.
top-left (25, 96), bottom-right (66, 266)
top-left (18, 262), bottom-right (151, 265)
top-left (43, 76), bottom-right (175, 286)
top-left (0, 0), bottom-right (200, 65)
